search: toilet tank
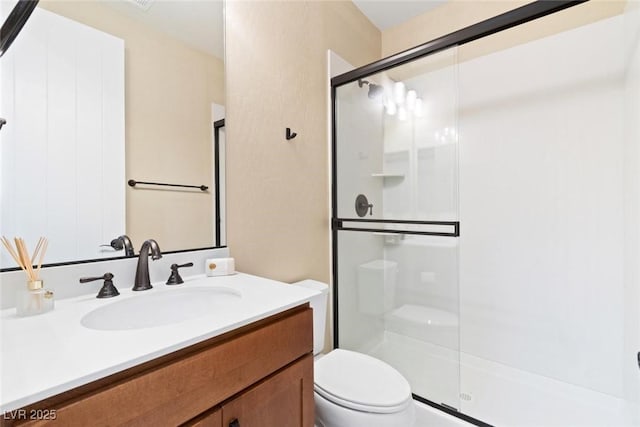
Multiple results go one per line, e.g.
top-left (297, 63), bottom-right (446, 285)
top-left (292, 279), bottom-right (329, 355)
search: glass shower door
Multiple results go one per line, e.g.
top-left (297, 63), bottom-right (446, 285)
top-left (333, 47), bottom-right (460, 409)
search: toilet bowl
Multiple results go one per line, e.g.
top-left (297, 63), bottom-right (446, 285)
top-left (314, 348), bottom-right (415, 427)
top-left (292, 280), bottom-right (415, 427)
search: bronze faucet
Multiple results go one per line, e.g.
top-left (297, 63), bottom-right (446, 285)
top-left (133, 239), bottom-right (162, 291)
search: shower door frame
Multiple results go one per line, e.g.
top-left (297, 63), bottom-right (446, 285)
top-left (330, 1), bottom-right (587, 425)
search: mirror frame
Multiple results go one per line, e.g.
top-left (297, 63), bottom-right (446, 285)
top-left (214, 118), bottom-right (225, 246)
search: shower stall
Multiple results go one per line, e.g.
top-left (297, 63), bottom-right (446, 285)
top-left (331, 1), bottom-right (640, 425)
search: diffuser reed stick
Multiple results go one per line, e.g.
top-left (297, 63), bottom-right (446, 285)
top-left (31, 237), bottom-right (44, 264)
top-left (1, 236), bottom-right (21, 267)
top-left (2, 236), bottom-right (53, 316)
top-left (36, 239), bottom-right (48, 272)
top-left (1, 236), bottom-right (48, 281)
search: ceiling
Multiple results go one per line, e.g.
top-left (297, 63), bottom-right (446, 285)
top-left (352, 0), bottom-right (447, 30)
top-left (101, 0), bottom-right (447, 61)
top-left (102, 0), bottom-right (224, 59)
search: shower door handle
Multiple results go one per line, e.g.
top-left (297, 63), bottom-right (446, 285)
top-left (355, 194), bottom-right (373, 217)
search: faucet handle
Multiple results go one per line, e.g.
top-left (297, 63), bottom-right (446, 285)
top-left (80, 273), bottom-right (120, 298)
top-left (99, 235), bottom-right (134, 257)
top-left (166, 262), bottom-right (194, 285)
top-left (100, 239), bottom-right (124, 253)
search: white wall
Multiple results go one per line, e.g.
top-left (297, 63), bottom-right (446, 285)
top-left (0, 7), bottom-right (125, 267)
top-left (623, 0), bottom-right (640, 413)
top-left (458, 13), bottom-right (627, 401)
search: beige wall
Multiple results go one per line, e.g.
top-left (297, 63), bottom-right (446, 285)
top-left (39, 0), bottom-right (224, 252)
top-left (382, 0), bottom-right (528, 58)
top-left (225, 1), bottom-right (380, 284)
top-left (382, 0), bottom-right (625, 61)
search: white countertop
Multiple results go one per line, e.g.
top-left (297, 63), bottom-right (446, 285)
top-left (0, 273), bottom-right (320, 412)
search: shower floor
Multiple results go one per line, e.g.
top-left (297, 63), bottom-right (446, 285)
top-left (368, 331), bottom-right (640, 426)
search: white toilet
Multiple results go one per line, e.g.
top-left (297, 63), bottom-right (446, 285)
top-left (293, 280), bottom-right (415, 427)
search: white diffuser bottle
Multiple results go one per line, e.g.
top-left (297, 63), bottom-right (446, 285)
top-left (2, 236), bottom-right (53, 316)
top-left (17, 280), bottom-right (54, 317)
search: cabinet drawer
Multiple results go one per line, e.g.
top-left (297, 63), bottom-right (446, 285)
top-left (16, 306), bottom-right (312, 427)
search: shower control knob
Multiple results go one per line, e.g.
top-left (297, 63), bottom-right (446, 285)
top-left (355, 194), bottom-right (373, 217)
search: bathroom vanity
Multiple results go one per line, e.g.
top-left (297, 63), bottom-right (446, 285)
top-left (0, 274), bottom-right (318, 426)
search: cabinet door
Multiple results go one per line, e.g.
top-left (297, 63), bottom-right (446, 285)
top-left (221, 355), bottom-right (314, 427)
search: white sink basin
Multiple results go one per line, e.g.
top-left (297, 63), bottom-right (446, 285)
top-left (80, 286), bottom-right (242, 331)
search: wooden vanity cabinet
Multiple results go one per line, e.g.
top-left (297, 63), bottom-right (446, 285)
top-left (185, 409), bottom-right (222, 427)
top-left (220, 355), bottom-right (313, 427)
top-left (186, 354), bottom-right (313, 427)
top-left (6, 305), bottom-right (314, 427)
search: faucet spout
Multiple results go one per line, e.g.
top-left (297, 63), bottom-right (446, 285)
top-left (117, 235), bottom-right (135, 257)
top-left (133, 239), bottom-right (162, 291)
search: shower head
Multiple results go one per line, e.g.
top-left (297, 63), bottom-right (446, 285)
top-left (358, 79), bottom-right (383, 99)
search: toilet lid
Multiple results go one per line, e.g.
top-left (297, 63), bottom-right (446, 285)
top-left (314, 349), bottom-right (412, 414)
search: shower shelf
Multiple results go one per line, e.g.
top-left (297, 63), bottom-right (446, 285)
top-left (371, 173), bottom-right (405, 179)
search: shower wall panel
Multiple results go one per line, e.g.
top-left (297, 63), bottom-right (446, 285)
top-left (335, 83), bottom-right (384, 220)
top-left (623, 0), bottom-right (640, 411)
top-left (336, 231), bottom-right (386, 351)
top-left (334, 2), bottom-right (640, 425)
top-left (334, 47), bottom-right (461, 409)
top-left (458, 12), bottom-right (629, 422)
top-left (387, 237), bottom-right (459, 318)
top-left (335, 79), bottom-right (386, 351)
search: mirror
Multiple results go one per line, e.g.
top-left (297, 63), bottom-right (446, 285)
top-left (0, 0), bottom-right (225, 269)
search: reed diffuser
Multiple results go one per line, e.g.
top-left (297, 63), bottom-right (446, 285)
top-left (1, 236), bottom-right (54, 316)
